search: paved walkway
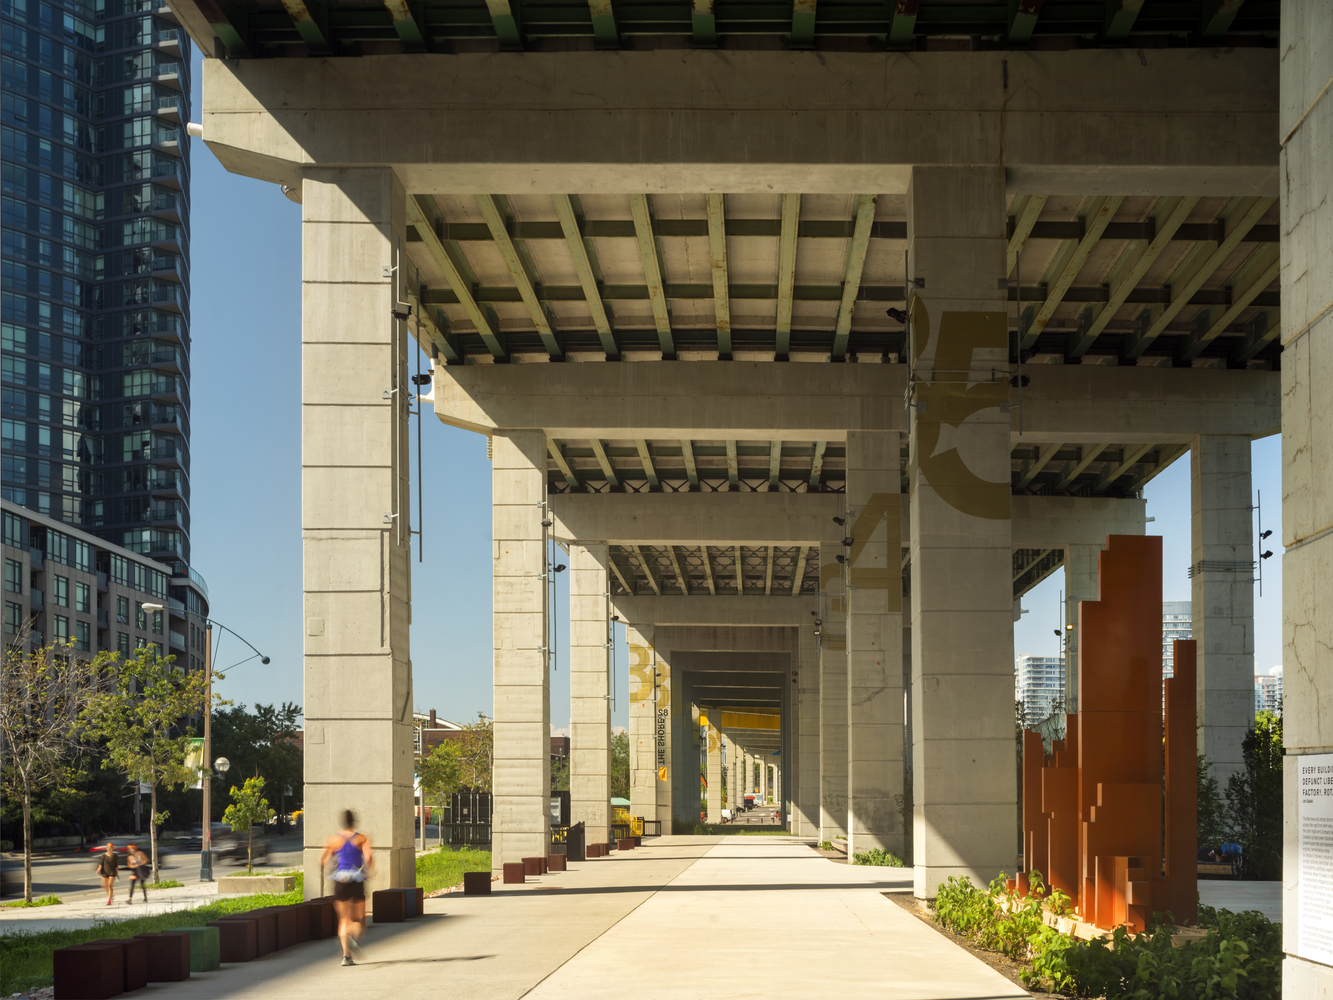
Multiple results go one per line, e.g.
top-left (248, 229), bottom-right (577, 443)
top-left (148, 836), bottom-right (1026, 1000)
top-left (1198, 880), bottom-right (1282, 922)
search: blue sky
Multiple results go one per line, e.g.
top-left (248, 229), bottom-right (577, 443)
top-left (187, 53), bottom-right (1283, 730)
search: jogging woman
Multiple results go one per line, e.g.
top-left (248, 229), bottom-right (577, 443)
top-left (95, 844), bottom-right (119, 906)
top-left (321, 810), bottom-right (373, 967)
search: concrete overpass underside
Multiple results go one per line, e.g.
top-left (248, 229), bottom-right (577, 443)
top-left (168, 4), bottom-right (1333, 992)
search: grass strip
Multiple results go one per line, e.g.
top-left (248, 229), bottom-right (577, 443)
top-left (0, 874), bottom-right (304, 996)
top-left (415, 848), bottom-right (492, 893)
top-left (1, 895), bottom-right (63, 908)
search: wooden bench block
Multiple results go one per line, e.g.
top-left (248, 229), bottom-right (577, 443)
top-left (135, 931), bottom-right (190, 982)
top-left (98, 938), bottom-right (147, 991)
top-left (371, 888), bottom-right (405, 922)
top-left (207, 920), bottom-right (256, 963)
top-left (304, 898), bottom-right (336, 939)
top-left (54, 942), bottom-right (124, 1000)
top-left (522, 856), bottom-right (543, 877)
top-left (213, 912), bottom-right (275, 957)
top-left (502, 862), bottom-right (525, 884)
top-left (463, 871), bottom-right (491, 895)
top-left (415, 886), bottom-right (425, 916)
top-left (617, 839), bottom-right (635, 851)
top-left (547, 854), bottom-right (567, 872)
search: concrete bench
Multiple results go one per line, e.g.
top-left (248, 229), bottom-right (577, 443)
top-left (371, 888), bottom-right (406, 922)
top-left (502, 862), bottom-right (525, 884)
top-left (463, 871), bottom-right (491, 895)
top-left (53, 941), bottom-right (124, 1000)
top-left (135, 931), bottom-right (190, 982)
top-left (207, 919), bottom-right (257, 963)
top-left (177, 926), bottom-right (220, 972)
top-left (98, 938), bottom-right (148, 992)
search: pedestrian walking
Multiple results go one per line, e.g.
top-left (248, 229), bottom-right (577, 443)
top-left (125, 844), bottom-right (149, 903)
top-left (95, 844), bottom-right (119, 906)
top-left (321, 809), bottom-right (373, 967)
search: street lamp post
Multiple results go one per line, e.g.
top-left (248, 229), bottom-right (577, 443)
top-left (143, 606), bottom-right (268, 882)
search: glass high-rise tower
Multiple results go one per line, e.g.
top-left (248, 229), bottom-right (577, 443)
top-left (1, 0), bottom-right (194, 576)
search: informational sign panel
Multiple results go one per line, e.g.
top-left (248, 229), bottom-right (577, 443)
top-left (1298, 752), bottom-right (1333, 964)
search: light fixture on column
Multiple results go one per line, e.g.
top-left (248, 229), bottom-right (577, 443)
top-left (832, 516), bottom-right (845, 526)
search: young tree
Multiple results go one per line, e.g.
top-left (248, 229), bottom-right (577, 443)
top-left (210, 702), bottom-right (302, 823)
top-left (457, 712), bottom-right (493, 790)
top-left (0, 639), bottom-right (104, 902)
top-left (610, 730), bottom-right (630, 800)
top-left (417, 740), bottom-right (462, 845)
top-left (222, 776), bottom-right (275, 873)
top-left (1226, 711), bottom-right (1285, 879)
top-left (81, 646), bottom-right (216, 880)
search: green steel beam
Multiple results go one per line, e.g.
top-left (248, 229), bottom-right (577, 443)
top-left (1006, 194), bottom-right (1046, 276)
top-left (726, 440), bottom-right (738, 489)
top-left (1095, 442), bottom-right (1154, 491)
top-left (1022, 195), bottom-right (1123, 348)
top-left (886, 0), bottom-right (919, 46)
top-left (1125, 443), bottom-right (1188, 494)
top-left (701, 544), bottom-right (717, 595)
top-left (1122, 197), bottom-right (1274, 361)
top-left (279, 0), bottom-right (330, 53)
top-left (1007, 0), bottom-right (1044, 45)
top-left (791, 545), bottom-right (808, 596)
top-left (1233, 308), bottom-right (1280, 366)
top-left (667, 545), bottom-right (689, 595)
top-left (590, 438), bottom-right (620, 489)
top-left (635, 439), bottom-right (659, 488)
top-left (1054, 444), bottom-right (1107, 491)
top-left (790, 0), bottom-right (815, 46)
top-left (484, 0), bottom-right (522, 48)
top-left (404, 285), bottom-right (463, 364)
top-left (681, 440), bottom-right (699, 488)
top-left (832, 194), bottom-right (876, 360)
top-left (609, 554), bottom-right (635, 595)
top-left (1179, 245), bottom-right (1280, 362)
top-left (408, 196), bottom-right (507, 361)
top-left (707, 193), bottom-right (732, 358)
top-left (691, 0), bottom-right (716, 45)
top-left (205, 0), bottom-right (252, 57)
top-left (478, 195), bottom-right (562, 360)
top-left (1068, 196), bottom-right (1198, 359)
top-left (552, 195), bottom-right (618, 360)
top-left (630, 194), bottom-right (676, 358)
top-left (809, 441), bottom-right (827, 489)
top-left (1016, 441), bottom-right (1061, 489)
top-left (589, 0), bottom-right (618, 47)
top-left (734, 545), bottom-right (744, 595)
top-left (548, 440), bottom-right (580, 490)
top-left (1201, 0), bottom-right (1246, 40)
top-left (769, 440), bottom-right (782, 488)
top-left (775, 194), bottom-right (800, 359)
top-left (1103, 0), bottom-right (1146, 42)
top-left (764, 546), bottom-right (774, 596)
top-left (382, 0), bottom-right (425, 49)
top-left (632, 546), bottom-right (661, 595)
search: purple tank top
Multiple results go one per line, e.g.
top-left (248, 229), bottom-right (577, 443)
top-left (333, 832), bottom-right (365, 882)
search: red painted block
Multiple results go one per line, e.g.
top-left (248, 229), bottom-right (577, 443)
top-left (502, 862), bottom-right (525, 884)
top-left (135, 931), bottom-right (190, 982)
top-left (463, 871), bottom-right (491, 895)
top-left (617, 838), bottom-right (634, 851)
top-left (99, 937), bottom-right (147, 990)
top-left (522, 856), bottom-right (543, 876)
top-left (303, 898), bottom-right (336, 940)
top-left (547, 854), bottom-right (567, 872)
top-left (207, 919), bottom-right (256, 963)
top-left (371, 888), bottom-right (405, 922)
top-left (54, 942), bottom-right (124, 1000)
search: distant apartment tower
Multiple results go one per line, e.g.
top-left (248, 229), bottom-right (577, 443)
top-left (1255, 666), bottom-right (1283, 715)
top-left (1016, 654), bottom-right (1065, 725)
top-left (1162, 601), bottom-right (1192, 679)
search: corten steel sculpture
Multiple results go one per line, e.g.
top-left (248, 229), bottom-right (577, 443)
top-left (1017, 535), bottom-right (1197, 931)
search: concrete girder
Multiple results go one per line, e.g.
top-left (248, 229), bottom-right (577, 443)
top-left (426, 363), bottom-right (1279, 443)
top-left (613, 595), bottom-right (819, 626)
top-left (551, 491), bottom-right (1144, 550)
top-left (551, 195), bottom-right (618, 359)
top-left (775, 194), bottom-right (801, 357)
top-left (199, 50), bottom-right (1277, 196)
top-left (656, 626), bottom-right (796, 653)
top-left (1021, 195), bottom-right (1124, 347)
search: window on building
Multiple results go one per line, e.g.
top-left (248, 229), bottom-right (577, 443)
top-left (75, 580), bottom-right (89, 612)
top-left (4, 601), bottom-right (20, 635)
top-left (4, 558), bottom-right (20, 593)
top-left (116, 595), bottom-right (129, 623)
top-left (117, 631), bottom-right (129, 655)
top-left (74, 620), bottom-right (89, 650)
top-left (135, 601), bottom-right (146, 629)
top-left (54, 614), bottom-right (68, 641)
top-left (52, 574), bottom-right (68, 606)
top-left (151, 609), bottom-right (162, 635)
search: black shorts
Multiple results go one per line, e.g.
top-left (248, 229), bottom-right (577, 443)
top-left (333, 880), bottom-right (366, 902)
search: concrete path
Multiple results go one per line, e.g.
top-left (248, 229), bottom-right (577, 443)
top-left (0, 881), bottom-right (226, 934)
top-left (148, 836), bottom-right (1027, 1000)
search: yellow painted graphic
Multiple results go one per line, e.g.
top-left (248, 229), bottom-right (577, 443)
top-left (658, 766), bottom-right (668, 782)
top-left (848, 492), bottom-right (900, 610)
top-left (910, 297), bottom-right (1010, 521)
top-left (719, 709), bottom-right (780, 731)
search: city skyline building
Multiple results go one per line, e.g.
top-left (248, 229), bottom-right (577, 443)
top-left (1015, 654), bottom-right (1064, 726)
top-left (1255, 665), bottom-right (1283, 715)
top-left (2, 0), bottom-right (196, 578)
top-left (1162, 601), bottom-right (1192, 679)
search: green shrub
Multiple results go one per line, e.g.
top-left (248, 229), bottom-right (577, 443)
top-left (150, 878), bottom-right (183, 889)
top-left (1, 894), bottom-right (62, 908)
top-left (816, 840), bottom-right (835, 851)
top-left (852, 848), bottom-right (906, 867)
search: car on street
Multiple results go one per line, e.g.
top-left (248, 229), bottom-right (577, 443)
top-left (213, 826), bottom-right (270, 865)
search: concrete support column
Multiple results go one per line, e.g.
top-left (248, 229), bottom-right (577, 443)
top-left (796, 619), bottom-right (821, 835)
top-left (301, 167), bottom-right (413, 896)
top-left (1191, 435), bottom-right (1255, 783)
top-left (706, 717), bottom-right (722, 822)
top-left (846, 430), bottom-right (905, 857)
top-left (907, 165), bottom-right (1016, 897)
top-left (492, 429), bottom-right (550, 868)
top-left (743, 750), bottom-right (752, 802)
top-left (569, 542), bottom-right (610, 847)
top-left (1281, 8), bottom-right (1333, 993)
top-left (818, 541), bottom-right (848, 842)
top-left (670, 661), bottom-right (689, 832)
top-left (760, 755), bottom-right (768, 804)
top-left (628, 623), bottom-right (670, 828)
top-left (1062, 544), bottom-right (1101, 712)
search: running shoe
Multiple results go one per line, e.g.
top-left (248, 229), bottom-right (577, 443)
top-left (342, 955), bottom-right (354, 967)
